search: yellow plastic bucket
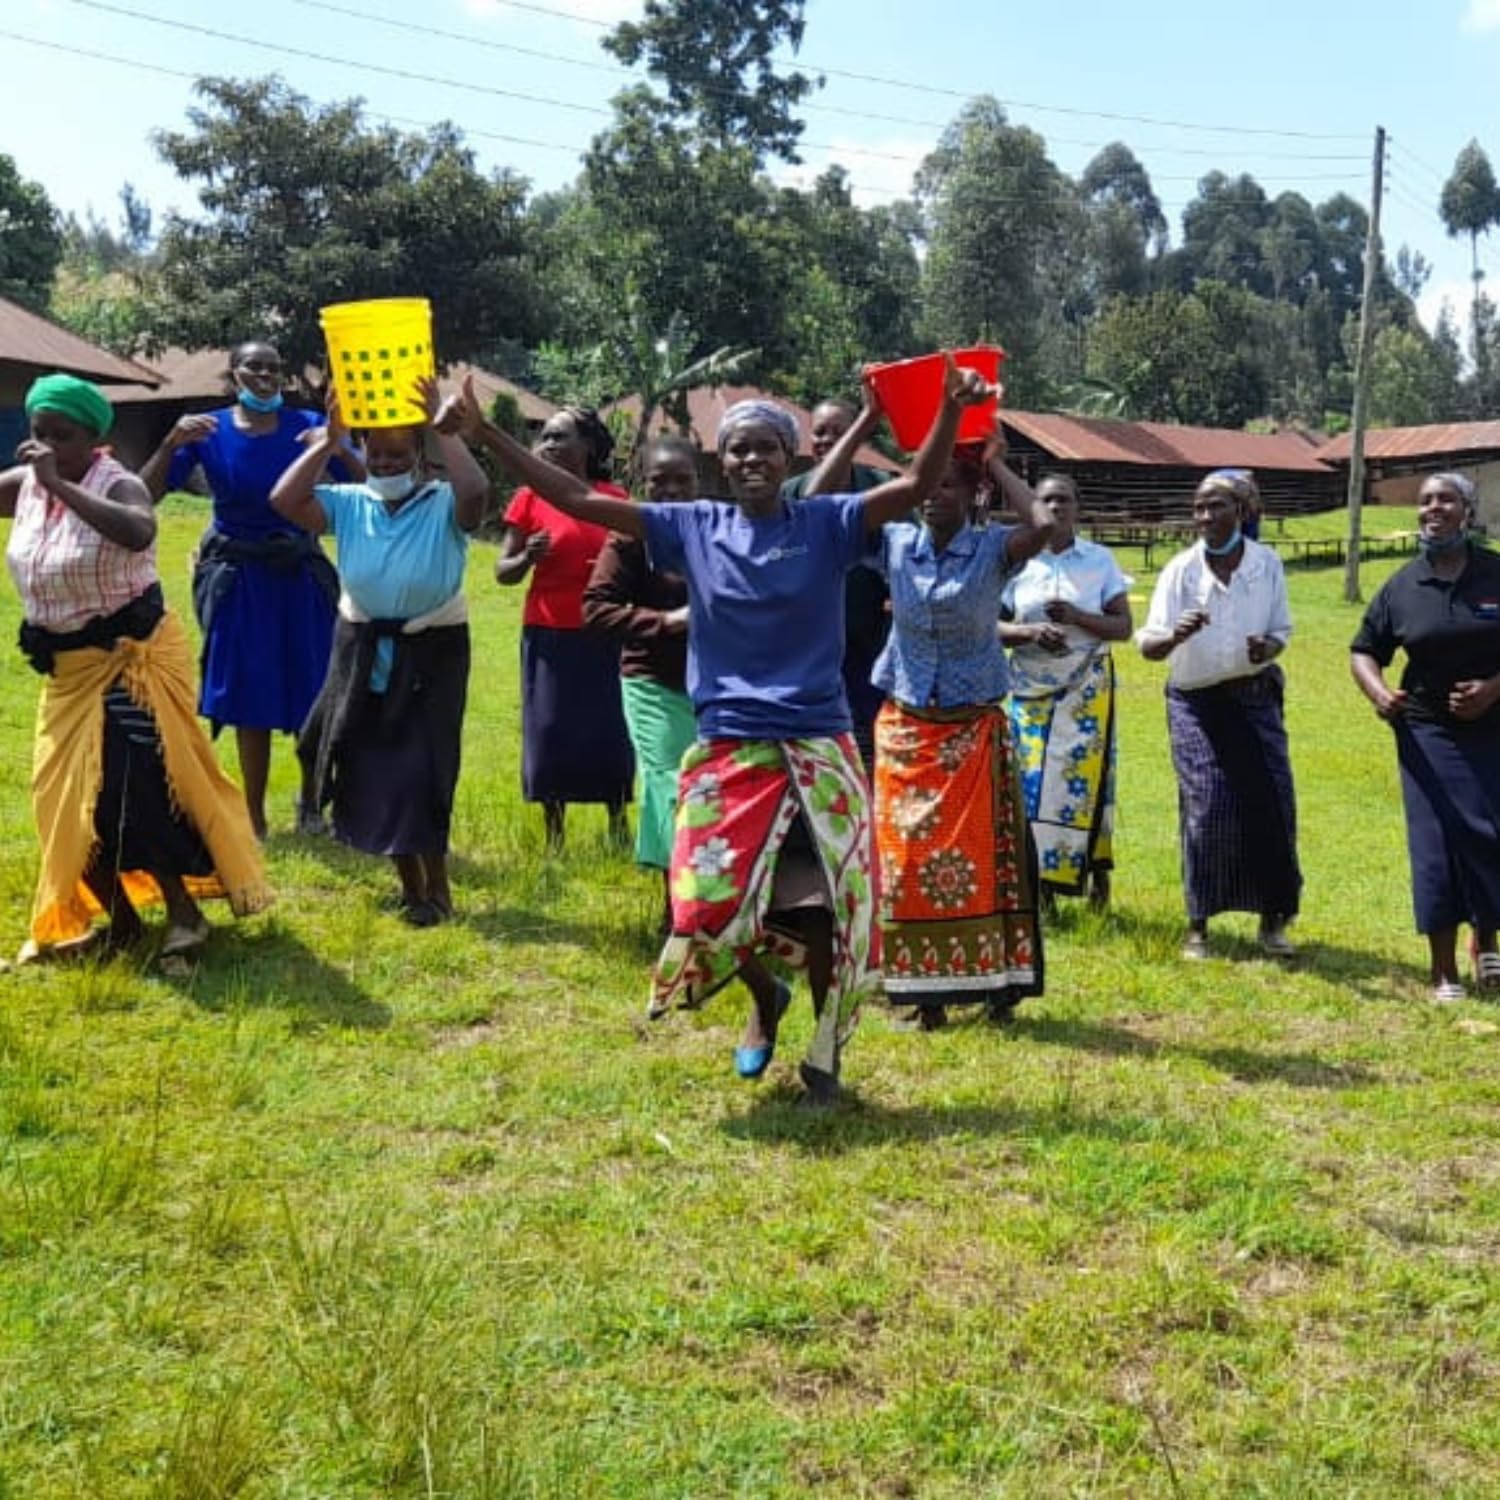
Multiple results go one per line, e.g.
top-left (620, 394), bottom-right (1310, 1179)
top-left (319, 297), bottom-right (434, 428)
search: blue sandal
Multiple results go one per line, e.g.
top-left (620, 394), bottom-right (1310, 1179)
top-left (734, 981), bottom-right (792, 1080)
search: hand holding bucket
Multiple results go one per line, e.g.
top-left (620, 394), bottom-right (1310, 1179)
top-left (320, 297), bottom-right (435, 428)
top-left (864, 346), bottom-right (1006, 450)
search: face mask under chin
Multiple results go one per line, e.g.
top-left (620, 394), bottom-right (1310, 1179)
top-left (236, 386), bottom-right (284, 414)
top-left (367, 469), bottom-right (419, 503)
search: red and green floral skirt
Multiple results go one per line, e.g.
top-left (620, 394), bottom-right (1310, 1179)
top-left (651, 735), bottom-right (881, 1078)
top-left (874, 700), bottom-right (1043, 1005)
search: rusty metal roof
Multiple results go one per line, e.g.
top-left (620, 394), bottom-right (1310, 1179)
top-left (606, 386), bottom-right (899, 472)
top-left (1315, 422), bottom-right (1500, 463)
top-left (111, 347), bottom-right (558, 425)
top-left (1002, 410), bottom-right (1334, 473)
top-left (0, 295), bottom-right (159, 386)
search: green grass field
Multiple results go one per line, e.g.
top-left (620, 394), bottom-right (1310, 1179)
top-left (3, 500), bottom-right (1499, 1498)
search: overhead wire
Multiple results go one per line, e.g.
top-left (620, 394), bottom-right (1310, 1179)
top-left (21, 10), bottom-right (1366, 190)
top-left (283, 0), bottom-right (1369, 162)
top-left (437, 0), bottom-right (1368, 139)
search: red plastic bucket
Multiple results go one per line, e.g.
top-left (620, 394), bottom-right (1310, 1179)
top-left (865, 346), bottom-right (1005, 450)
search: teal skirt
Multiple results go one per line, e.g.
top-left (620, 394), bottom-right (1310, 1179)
top-left (620, 677), bottom-right (698, 869)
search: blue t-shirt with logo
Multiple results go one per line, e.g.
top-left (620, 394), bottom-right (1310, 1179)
top-left (641, 494), bottom-right (871, 740)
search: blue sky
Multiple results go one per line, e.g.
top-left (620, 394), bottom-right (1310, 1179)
top-left (7, 0), bottom-right (1500, 341)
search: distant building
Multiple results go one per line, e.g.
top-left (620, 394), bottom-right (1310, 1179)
top-left (1316, 423), bottom-right (1500, 533)
top-left (0, 294), bottom-right (159, 460)
top-left (106, 349), bottom-right (558, 469)
top-left (1000, 411), bottom-right (1341, 522)
top-left (605, 385), bottom-right (900, 492)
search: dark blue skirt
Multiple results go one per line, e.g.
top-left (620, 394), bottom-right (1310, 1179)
top-left (1395, 715), bottom-right (1500, 933)
top-left (520, 625), bottom-right (634, 806)
top-left (1166, 668), bottom-right (1302, 922)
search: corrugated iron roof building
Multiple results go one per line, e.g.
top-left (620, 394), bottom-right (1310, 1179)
top-left (0, 294), bottom-right (161, 461)
top-left (106, 347), bottom-right (558, 468)
top-left (999, 411), bottom-right (1341, 522)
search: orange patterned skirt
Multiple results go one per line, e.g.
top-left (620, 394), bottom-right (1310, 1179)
top-left (874, 699), bottom-right (1043, 1004)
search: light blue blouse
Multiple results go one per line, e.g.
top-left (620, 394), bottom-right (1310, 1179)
top-left (313, 480), bottom-right (469, 690)
top-left (871, 520), bottom-right (1016, 709)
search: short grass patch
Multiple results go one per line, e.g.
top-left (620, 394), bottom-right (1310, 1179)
top-left (2, 501), bottom-right (1499, 1496)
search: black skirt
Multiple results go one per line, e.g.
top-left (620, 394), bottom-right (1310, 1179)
top-left (520, 624), bottom-right (635, 806)
top-left (95, 685), bottom-right (215, 881)
top-left (300, 619), bottom-right (470, 858)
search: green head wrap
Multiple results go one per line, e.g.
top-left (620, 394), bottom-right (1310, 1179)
top-left (24, 373), bottom-right (114, 438)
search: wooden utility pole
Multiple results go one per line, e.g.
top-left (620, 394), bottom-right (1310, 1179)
top-left (1343, 124), bottom-right (1386, 604)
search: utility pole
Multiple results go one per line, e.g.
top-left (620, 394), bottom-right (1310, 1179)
top-left (1344, 124), bottom-right (1386, 604)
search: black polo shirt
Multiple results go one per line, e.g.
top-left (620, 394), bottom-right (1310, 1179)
top-left (1351, 543), bottom-right (1500, 722)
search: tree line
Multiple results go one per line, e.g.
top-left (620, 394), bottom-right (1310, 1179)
top-left (3, 1), bottom-right (1496, 440)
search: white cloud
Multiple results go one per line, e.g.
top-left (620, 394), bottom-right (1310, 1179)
top-left (1461, 0), bottom-right (1500, 32)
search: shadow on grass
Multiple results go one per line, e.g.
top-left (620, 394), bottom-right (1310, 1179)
top-left (1062, 904), bottom-right (1430, 998)
top-left (163, 925), bottom-right (392, 1031)
top-left (721, 1087), bottom-right (1207, 1154)
top-left (1008, 1014), bottom-right (1378, 1089)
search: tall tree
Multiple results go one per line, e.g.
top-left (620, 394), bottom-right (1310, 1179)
top-left (0, 154), bottom-right (62, 311)
top-left (1179, 172), bottom-right (1273, 295)
top-left (145, 77), bottom-right (545, 376)
top-left (603, 0), bottom-right (816, 164)
top-left (1259, 192), bottom-right (1322, 303)
top-left (916, 97), bottom-right (1076, 405)
top-left (1080, 143), bottom-right (1166, 248)
top-left (1089, 282), bottom-right (1266, 428)
top-left (1439, 139), bottom-right (1500, 380)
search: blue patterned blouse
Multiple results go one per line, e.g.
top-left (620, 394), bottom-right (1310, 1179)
top-left (871, 520), bottom-right (1017, 709)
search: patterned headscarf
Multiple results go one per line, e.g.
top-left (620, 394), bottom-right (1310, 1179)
top-left (1200, 468), bottom-right (1259, 509)
top-left (716, 399), bottom-right (801, 456)
top-left (1428, 471), bottom-right (1478, 510)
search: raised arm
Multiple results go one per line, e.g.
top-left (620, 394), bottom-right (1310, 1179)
top-left (988, 453), bottom-right (1056, 568)
top-left (140, 412), bottom-right (217, 501)
top-left (423, 377), bottom-right (490, 533)
top-left (798, 399), bottom-right (882, 498)
top-left (463, 376), bottom-right (644, 540)
top-left (269, 396), bottom-right (338, 535)
top-left (858, 357), bottom-right (997, 532)
top-left (17, 441), bottom-right (155, 551)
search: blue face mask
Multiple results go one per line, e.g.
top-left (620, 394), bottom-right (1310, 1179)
top-left (237, 387), bottom-right (284, 415)
top-left (1419, 529), bottom-right (1469, 558)
top-left (1204, 526), bottom-right (1243, 557)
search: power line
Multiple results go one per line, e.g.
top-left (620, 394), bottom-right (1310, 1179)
top-left (283, 0), bottom-right (1369, 162)
top-left (432, 0), bottom-right (1367, 140)
top-left (46, 1), bottom-right (1368, 185)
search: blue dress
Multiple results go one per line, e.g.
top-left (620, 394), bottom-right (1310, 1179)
top-left (168, 407), bottom-right (339, 734)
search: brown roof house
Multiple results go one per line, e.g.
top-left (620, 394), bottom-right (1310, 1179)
top-left (106, 348), bottom-right (557, 469)
top-left (1316, 423), bottom-right (1500, 532)
top-left (0, 293), bottom-right (159, 460)
top-left (999, 411), bottom-right (1340, 523)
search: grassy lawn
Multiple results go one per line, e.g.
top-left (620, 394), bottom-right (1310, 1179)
top-left (3, 499), bottom-right (1499, 1498)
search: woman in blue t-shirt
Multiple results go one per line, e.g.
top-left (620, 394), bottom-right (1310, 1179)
top-left (142, 341), bottom-right (352, 839)
top-left (464, 360), bottom-right (993, 1104)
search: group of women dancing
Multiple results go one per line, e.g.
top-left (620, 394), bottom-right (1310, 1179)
top-left (4, 343), bottom-right (1499, 1104)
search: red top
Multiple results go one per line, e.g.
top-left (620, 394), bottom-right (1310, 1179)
top-left (505, 482), bottom-right (630, 630)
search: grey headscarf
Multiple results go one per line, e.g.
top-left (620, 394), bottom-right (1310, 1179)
top-left (1429, 471), bottom-right (1478, 510)
top-left (716, 399), bottom-right (800, 456)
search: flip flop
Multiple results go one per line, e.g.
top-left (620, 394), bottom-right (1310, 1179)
top-left (1477, 952), bottom-right (1500, 993)
top-left (161, 919), bottom-right (210, 959)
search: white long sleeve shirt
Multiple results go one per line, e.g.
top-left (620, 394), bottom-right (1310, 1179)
top-left (1137, 538), bottom-right (1292, 691)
